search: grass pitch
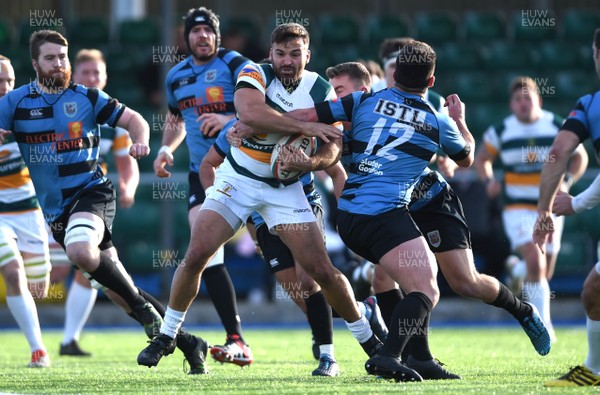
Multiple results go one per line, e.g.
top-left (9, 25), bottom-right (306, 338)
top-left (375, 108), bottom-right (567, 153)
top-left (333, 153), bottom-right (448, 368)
top-left (0, 326), bottom-right (595, 394)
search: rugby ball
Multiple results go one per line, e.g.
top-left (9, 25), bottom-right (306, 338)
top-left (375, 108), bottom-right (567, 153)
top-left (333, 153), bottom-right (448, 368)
top-left (270, 134), bottom-right (318, 181)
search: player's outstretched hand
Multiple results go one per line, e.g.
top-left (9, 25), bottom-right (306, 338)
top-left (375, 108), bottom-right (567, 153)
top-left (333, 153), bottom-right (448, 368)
top-left (444, 94), bottom-right (466, 123)
top-left (198, 113), bottom-right (231, 137)
top-left (303, 123), bottom-right (342, 143)
top-left (129, 143), bottom-right (150, 160)
top-left (552, 190), bottom-right (575, 216)
top-left (0, 128), bottom-right (12, 144)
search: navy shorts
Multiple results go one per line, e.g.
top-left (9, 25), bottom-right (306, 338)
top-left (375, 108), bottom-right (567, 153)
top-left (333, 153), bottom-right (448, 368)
top-left (337, 206), bottom-right (421, 264)
top-left (410, 186), bottom-right (472, 253)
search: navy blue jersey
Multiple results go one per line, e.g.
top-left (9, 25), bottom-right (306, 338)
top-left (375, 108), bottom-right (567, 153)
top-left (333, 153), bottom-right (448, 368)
top-left (166, 49), bottom-right (251, 172)
top-left (0, 81), bottom-right (124, 222)
top-left (212, 120), bottom-right (318, 228)
top-left (315, 87), bottom-right (469, 215)
top-left (563, 91), bottom-right (600, 154)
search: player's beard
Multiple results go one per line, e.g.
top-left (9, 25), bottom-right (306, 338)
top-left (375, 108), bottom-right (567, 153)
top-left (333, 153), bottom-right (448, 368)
top-left (191, 43), bottom-right (217, 63)
top-left (273, 63), bottom-right (302, 88)
top-left (36, 66), bottom-right (71, 93)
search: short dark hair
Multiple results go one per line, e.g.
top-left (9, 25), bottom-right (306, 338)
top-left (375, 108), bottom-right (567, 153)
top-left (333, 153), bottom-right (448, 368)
top-left (271, 23), bottom-right (309, 46)
top-left (326, 62), bottom-right (371, 88)
top-left (29, 30), bottom-right (68, 62)
top-left (379, 37), bottom-right (414, 62)
top-left (595, 27), bottom-right (600, 50)
top-left (393, 40), bottom-right (436, 92)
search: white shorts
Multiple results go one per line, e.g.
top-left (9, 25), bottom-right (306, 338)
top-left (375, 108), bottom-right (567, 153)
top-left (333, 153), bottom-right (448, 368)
top-left (502, 208), bottom-right (563, 254)
top-left (205, 159), bottom-right (316, 231)
top-left (0, 209), bottom-right (49, 258)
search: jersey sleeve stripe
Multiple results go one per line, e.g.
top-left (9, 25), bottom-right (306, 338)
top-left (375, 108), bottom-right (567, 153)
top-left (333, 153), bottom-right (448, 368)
top-left (214, 142), bottom-right (227, 158)
top-left (341, 95), bottom-right (354, 121)
top-left (562, 118), bottom-right (588, 143)
top-left (448, 144), bottom-right (471, 162)
top-left (315, 101), bottom-right (336, 124)
top-left (237, 76), bottom-right (265, 93)
top-left (87, 88), bottom-right (99, 107)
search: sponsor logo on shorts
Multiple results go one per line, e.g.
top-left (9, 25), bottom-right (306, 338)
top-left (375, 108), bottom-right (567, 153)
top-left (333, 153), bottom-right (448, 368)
top-left (427, 230), bottom-right (441, 248)
top-left (293, 208), bottom-right (311, 213)
top-left (270, 258), bottom-right (279, 267)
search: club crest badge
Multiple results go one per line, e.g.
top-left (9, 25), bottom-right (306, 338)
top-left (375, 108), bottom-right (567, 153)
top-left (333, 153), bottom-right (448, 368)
top-left (427, 230), bottom-right (441, 248)
top-left (205, 70), bottom-right (217, 82)
top-left (63, 102), bottom-right (77, 117)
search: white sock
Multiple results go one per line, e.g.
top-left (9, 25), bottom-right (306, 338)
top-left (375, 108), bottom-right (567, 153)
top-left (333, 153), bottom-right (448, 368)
top-left (6, 294), bottom-right (45, 352)
top-left (523, 281), bottom-right (552, 327)
top-left (585, 317), bottom-right (600, 375)
top-left (319, 344), bottom-right (335, 360)
top-left (160, 306), bottom-right (186, 339)
top-left (345, 315), bottom-right (373, 343)
top-left (62, 281), bottom-right (97, 344)
top-left (539, 279), bottom-right (552, 327)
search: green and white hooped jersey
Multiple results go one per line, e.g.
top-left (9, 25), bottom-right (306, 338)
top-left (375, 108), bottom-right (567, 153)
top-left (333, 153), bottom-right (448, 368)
top-left (0, 133), bottom-right (37, 213)
top-left (231, 64), bottom-right (336, 178)
top-left (482, 110), bottom-right (563, 209)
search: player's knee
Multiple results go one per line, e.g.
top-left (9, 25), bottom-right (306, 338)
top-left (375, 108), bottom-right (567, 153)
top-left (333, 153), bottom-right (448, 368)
top-left (421, 284), bottom-right (440, 307)
top-left (64, 218), bottom-right (102, 266)
top-left (184, 243), bottom-right (217, 271)
top-left (66, 244), bottom-right (97, 268)
top-left (447, 274), bottom-right (479, 298)
top-left (24, 256), bottom-right (51, 298)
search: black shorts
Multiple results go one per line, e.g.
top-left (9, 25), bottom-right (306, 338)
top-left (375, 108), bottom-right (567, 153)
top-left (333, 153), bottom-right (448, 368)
top-left (188, 171), bottom-right (206, 211)
top-left (256, 201), bottom-right (325, 274)
top-left (337, 206), bottom-right (421, 264)
top-left (256, 224), bottom-right (295, 274)
top-left (410, 186), bottom-right (472, 253)
top-left (50, 180), bottom-right (117, 251)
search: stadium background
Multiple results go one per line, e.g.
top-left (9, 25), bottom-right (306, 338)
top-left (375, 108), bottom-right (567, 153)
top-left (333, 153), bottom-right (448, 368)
top-left (0, 0), bottom-right (598, 313)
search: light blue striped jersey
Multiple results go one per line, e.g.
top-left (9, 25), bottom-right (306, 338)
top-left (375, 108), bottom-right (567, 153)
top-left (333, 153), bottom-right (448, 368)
top-left (315, 87), bottom-right (469, 215)
top-left (0, 81), bottom-right (123, 222)
top-left (166, 49), bottom-right (251, 172)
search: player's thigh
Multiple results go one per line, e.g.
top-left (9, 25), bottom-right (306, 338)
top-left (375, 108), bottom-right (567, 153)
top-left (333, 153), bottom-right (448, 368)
top-left (258, 182), bottom-right (316, 231)
top-left (277, 222), bottom-right (331, 276)
top-left (190, 202), bottom-right (238, 260)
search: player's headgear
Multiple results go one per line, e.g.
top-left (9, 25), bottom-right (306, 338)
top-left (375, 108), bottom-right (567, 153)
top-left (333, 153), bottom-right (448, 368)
top-left (183, 7), bottom-right (221, 51)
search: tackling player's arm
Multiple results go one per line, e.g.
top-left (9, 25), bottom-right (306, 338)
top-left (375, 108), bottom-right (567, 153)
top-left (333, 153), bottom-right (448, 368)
top-left (199, 146), bottom-right (225, 190)
top-left (323, 161), bottom-right (347, 200)
top-left (234, 64), bottom-right (341, 142)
